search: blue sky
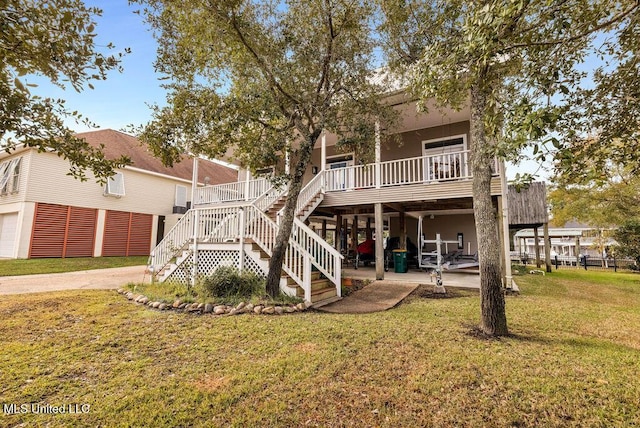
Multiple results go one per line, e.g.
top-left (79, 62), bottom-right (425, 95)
top-left (29, 1), bottom-right (166, 132)
top-left (27, 1), bottom-right (551, 179)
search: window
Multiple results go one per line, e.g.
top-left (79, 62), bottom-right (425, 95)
top-left (104, 172), bottom-right (125, 197)
top-left (175, 185), bottom-right (187, 207)
top-left (422, 135), bottom-right (467, 180)
top-left (0, 157), bottom-right (22, 195)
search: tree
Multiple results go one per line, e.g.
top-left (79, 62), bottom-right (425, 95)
top-left (380, 0), bottom-right (639, 336)
top-left (549, 170), bottom-right (640, 228)
top-left (133, 0), bottom-right (396, 297)
top-left (554, 10), bottom-right (640, 183)
top-left (1, 0), bottom-right (131, 180)
top-left (613, 220), bottom-right (640, 266)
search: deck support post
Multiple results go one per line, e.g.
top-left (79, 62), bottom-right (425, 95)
top-left (191, 209), bottom-right (199, 288)
top-left (499, 161), bottom-right (513, 289)
top-left (335, 213), bottom-right (342, 253)
top-left (534, 226), bottom-right (541, 268)
top-left (544, 222), bottom-right (552, 273)
top-left (375, 202), bottom-right (384, 280)
top-left (399, 210), bottom-right (407, 250)
top-left (238, 207), bottom-right (245, 272)
top-left (375, 121), bottom-right (381, 189)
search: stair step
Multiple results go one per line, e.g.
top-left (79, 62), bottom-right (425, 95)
top-left (284, 270), bottom-right (321, 286)
top-left (309, 286), bottom-right (338, 303)
top-left (311, 295), bottom-right (342, 309)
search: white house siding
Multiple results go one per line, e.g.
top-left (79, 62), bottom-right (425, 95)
top-left (25, 150), bottom-right (193, 215)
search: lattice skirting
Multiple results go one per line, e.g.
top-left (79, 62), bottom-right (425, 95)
top-left (166, 249), bottom-right (266, 285)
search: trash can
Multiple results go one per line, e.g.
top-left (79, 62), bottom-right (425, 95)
top-left (392, 249), bottom-right (408, 273)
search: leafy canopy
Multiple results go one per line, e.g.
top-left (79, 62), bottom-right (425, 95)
top-left (134, 0), bottom-right (397, 176)
top-left (1, 0), bottom-right (131, 180)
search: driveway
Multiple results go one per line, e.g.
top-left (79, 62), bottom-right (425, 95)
top-left (0, 265), bottom-right (149, 295)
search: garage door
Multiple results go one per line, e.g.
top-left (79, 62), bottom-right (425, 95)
top-left (29, 203), bottom-right (97, 258)
top-left (102, 210), bottom-right (152, 256)
top-left (0, 213), bottom-right (18, 258)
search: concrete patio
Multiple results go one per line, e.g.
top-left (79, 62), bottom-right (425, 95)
top-left (342, 266), bottom-right (482, 290)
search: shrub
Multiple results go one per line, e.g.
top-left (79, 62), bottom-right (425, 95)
top-left (200, 266), bottom-right (264, 299)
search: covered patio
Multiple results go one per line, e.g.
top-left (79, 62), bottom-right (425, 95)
top-left (341, 265), bottom-right (481, 290)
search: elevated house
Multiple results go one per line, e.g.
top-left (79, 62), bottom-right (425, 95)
top-left (149, 89), bottom-right (514, 305)
top-left (0, 129), bottom-right (237, 259)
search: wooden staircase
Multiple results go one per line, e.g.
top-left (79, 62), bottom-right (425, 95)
top-left (252, 242), bottom-right (338, 305)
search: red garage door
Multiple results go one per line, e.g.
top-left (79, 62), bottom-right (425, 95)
top-left (102, 210), bottom-right (153, 256)
top-left (30, 203), bottom-right (97, 258)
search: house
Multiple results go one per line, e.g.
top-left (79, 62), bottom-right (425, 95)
top-left (513, 222), bottom-right (618, 265)
top-left (0, 129), bottom-right (237, 259)
top-left (149, 91), bottom-right (515, 305)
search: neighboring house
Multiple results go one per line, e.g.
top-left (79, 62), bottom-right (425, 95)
top-left (513, 222), bottom-right (618, 263)
top-left (149, 91), bottom-right (514, 306)
top-left (0, 129), bottom-right (237, 259)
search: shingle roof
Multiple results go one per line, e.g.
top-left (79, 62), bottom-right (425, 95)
top-left (75, 129), bottom-right (237, 185)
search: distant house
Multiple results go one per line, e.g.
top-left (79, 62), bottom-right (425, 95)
top-left (0, 129), bottom-right (237, 259)
top-left (513, 221), bottom-right (617, 263)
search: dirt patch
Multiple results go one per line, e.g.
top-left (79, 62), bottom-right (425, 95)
top-left (403, 284), bottom-right (476, 303)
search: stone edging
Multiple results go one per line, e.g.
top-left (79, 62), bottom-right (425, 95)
top-left (116, 289), bottom-right (311, 315)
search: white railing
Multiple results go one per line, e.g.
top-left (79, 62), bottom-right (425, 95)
top-left (323, 150), bottom-right (498, 192)
top-left (244, 206), bottom-right (308, 299)
top-left (325, 164), bottom-right (375, 192)
top-left (149, 210), bottom-right (195, 274)
top-left (150, 206), bottom-right (246, 273)
top-left (151, 188), bottom-right (342, 301)
top-left (292, 218), bottom-right (342, 294)
top-left (194, 178), bottom-right (271, 205)
top-left (254, 183), bottom-right (287, 212)
top-left (296, 172), bottom-right (325, 215)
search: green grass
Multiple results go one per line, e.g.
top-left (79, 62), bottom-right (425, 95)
top-left (0, 269), bottom-right (639, 426)
top-left (0, 256), bottom-right (148, 276)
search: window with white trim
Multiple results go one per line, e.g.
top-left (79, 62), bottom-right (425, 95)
top-left (0, 157), bottom-right (22, 195)
top-left (175, 185), bottom-right (187, 208)
top-left (104, 172), bottom-right (125, 197)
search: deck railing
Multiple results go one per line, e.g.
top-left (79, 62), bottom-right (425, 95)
top-left (150, 189), bottom-right (342, 301)
top-left (324, 150), bottom-right (497, 192)
top-left (194, 178), bottom-right (271, 205)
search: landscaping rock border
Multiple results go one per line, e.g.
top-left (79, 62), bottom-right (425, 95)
top-left (116, 289), bottom-right (311, 315)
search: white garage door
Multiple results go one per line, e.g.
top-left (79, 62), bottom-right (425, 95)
top-left (0, 213), bottom-right (18, 258)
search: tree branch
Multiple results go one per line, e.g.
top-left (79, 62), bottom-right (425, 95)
top-left (502, 2), bottom-right (639, 53)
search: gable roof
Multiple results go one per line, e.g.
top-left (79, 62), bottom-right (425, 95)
top-left (75, 129), bottom-right (237, 185)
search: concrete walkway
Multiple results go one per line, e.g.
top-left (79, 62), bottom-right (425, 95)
top-left (318, 280), bottom-right (421, 314)
top-left (0, 265), bottom-right (149, 295)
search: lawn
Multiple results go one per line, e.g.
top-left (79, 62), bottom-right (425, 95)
top-left (0, 256), bottom-right (148, 277)
top-left (0, 269), bottom-right (638, 426)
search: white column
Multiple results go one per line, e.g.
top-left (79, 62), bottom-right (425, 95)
top-left (321, 132), bottom-right (327, 171)
top-left (191, 156), bottom-right (199, 207)
top-left (375, 121), bottom-right (381, 189)
top-left (375, 202), bottom-right (384, 280)
top-left (238, 207), bottom-right (245, 271)
top-left (191, 209), bottom-right (199, 288)
top-left (499, 161), bottom-right (513, 288)
top-left (244, 169), bottom-right (251, 201)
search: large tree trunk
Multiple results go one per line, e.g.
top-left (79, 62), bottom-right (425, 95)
top-left (265, 136), bottom-right (316, 298)
top-left (470, 83), bottom-right (509, 337)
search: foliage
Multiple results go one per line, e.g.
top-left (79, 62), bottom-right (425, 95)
top-left (613, 220), bottom-right (640, 265)
top-left (379, 0), bottom-right (639, 336)
top-left (2, 271), bottom-right (640, 426)
top-left (548, 170), bottom-right (640, 228)
top-left (0, 0), bottom-right (131, 181)
top-left (133, 0), bottom-right (398, 296)
top-left (199, 266), bottom-right (264, 300)
top-left (0, 256), bottom-right (148, 277)
top-left (553, 10), bottom-right (640, 183)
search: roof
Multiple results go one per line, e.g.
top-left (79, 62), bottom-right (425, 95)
top-left (75, 129), bottom-right (237, 185)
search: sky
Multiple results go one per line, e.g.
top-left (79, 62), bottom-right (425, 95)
top-left (27, 0), bottom-right (552, 180)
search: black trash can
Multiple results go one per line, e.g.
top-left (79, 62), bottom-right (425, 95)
top-left (393, 249), bottom-right (408, 273)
